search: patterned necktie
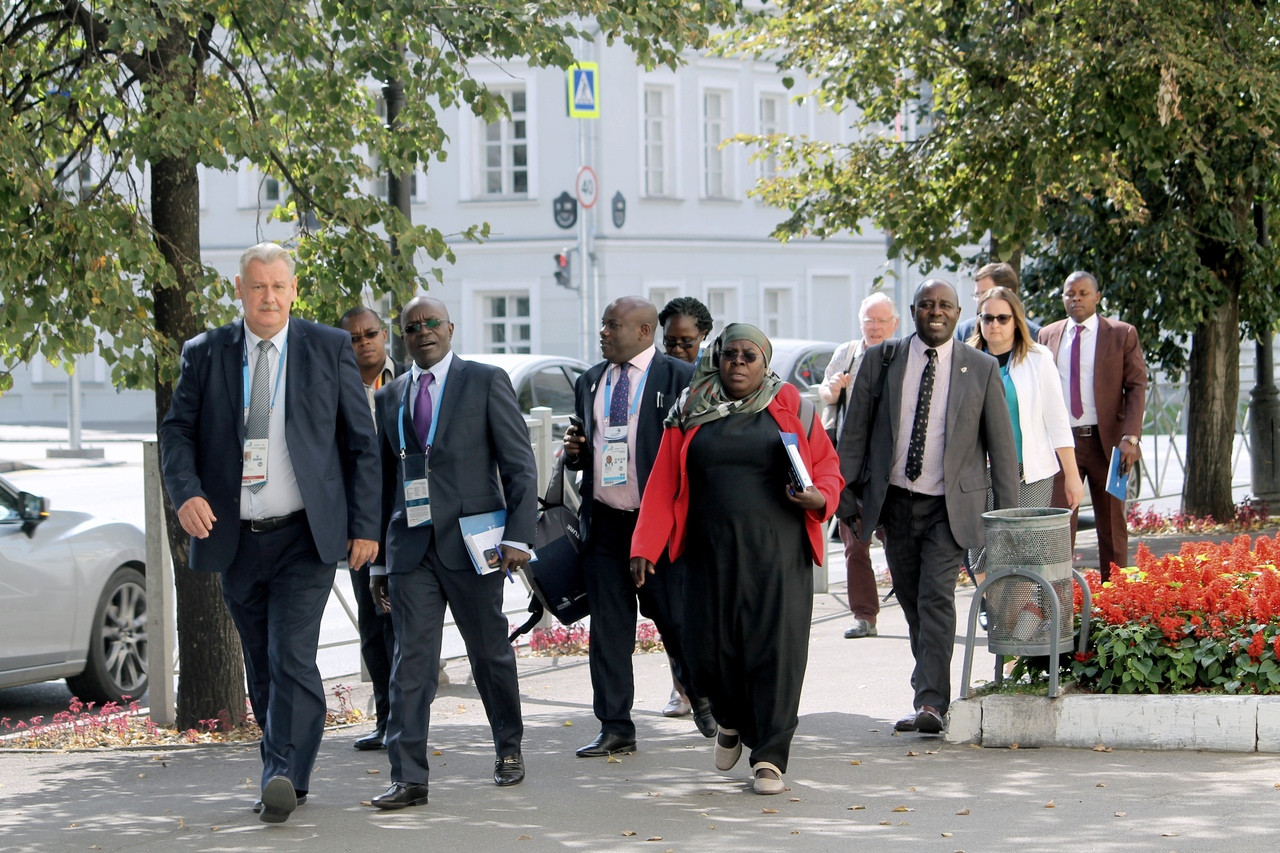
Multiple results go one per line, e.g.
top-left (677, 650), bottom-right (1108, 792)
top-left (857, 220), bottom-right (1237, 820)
top-left (245, 340), bottom-right (271, 493)
top-left (1069, 324), bottom-right (1085, 419)
top-left (609, 362), bottom-right (631, 426)
top-left (413, 372), bottom-right (434, 448)
top-left (904, 348), bottom-right (937, 482)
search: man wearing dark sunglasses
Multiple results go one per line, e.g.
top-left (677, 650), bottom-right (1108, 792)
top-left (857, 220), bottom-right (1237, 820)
top-left (337, 306), bottom-right (404, 753)
top-left (368, 296), bottom-right (537, 808)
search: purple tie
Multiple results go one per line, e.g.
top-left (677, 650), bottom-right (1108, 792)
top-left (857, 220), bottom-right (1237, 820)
top-left (1069, 324), bottom-right (1084, 419)
top-left (609, 362), bottom-right (631, 426)
top-left (414, 373), bottom-right (434, 447)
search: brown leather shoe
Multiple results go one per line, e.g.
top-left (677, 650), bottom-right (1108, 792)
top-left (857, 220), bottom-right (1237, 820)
top-left (894, 705), bottom-right (944, 734)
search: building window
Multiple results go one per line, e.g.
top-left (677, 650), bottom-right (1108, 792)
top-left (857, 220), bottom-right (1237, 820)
top-left (648, 286), bottom-right (679, 312)
top-left (703, 89), bottom-right (732, 199)
top-left (758, 93), bottom-right (786, 179)
top-left (705, 287), bottom-right (739, 335)
top-left (762, 288), bottom-right (793, 337)
top-left (644, 86), bottom-right (674, 196)
top-left (478, 87), bottom-right (528, 197)
top-left (481, 292), bottom-right (531, 353)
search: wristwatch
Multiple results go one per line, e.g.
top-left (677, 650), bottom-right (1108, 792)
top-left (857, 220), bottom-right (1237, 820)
top-left (1121, 435), bottom-right (1140, 447)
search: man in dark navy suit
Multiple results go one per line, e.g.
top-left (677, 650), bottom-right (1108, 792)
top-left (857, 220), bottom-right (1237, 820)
top-left (160, 242), bottom-right (380, 823)
top-left (563, 296), bottom-right (710, 758)
top-left (367, 295), bottom-right (537, 810)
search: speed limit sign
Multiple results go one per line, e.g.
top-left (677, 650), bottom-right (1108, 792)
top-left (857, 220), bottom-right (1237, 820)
top-left (575, 166), bottom-right (599, 209)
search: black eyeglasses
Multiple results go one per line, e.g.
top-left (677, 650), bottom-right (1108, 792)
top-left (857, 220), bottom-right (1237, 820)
top-left (404, 318), bottom-right (445, 335)
top-left (663, 337), bottom-right (700, 350)
top-left (980, 313), bottom-right (1013, 326)
top-left (350, 329), bottom-right (382, 342)
top-left (720, 348), bottom-right (760, 364)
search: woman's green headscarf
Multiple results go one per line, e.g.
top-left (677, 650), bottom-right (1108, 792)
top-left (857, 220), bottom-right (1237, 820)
top-left (666, 322), bottom-right (784, 430)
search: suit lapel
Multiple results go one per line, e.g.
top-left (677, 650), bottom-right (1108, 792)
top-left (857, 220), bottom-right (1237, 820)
top-left (946, 344), bottom-right (970, 431)
top-left (431, 356), bottom-right (467, 448)
top-left (283, 319), bottom-right (307, 442)
top-left (224, 321), bottom-right (246, 445)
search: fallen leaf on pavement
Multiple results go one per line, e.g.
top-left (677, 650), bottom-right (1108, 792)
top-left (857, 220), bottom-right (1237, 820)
top-left (1044, 801), bottom-right (1055, 808)
top-left (956, 809), bottom-right (971, 816)
top-left (942, 832), bottom-right (953, 837)
top-left (644, 836), bottom-right (662, 841)
top-left (366, 768), bottom-right (381, 774)
top-left (848, 805), bottom-right (866, 810)
top-left (892, 806), bottom-right (914, 812)
top-left (1114, 812), bottom-right (1126, 818)
top-left (1092, 743), bottom-right (1112, 752)
top-left (850, 759), bottom-right (861, 765)
top-left (622, 831), bottom-right (637, 837)
top-left (762, 808), bottom-right (779, 814)
top-left (906, 751), bottom-right (919, 757)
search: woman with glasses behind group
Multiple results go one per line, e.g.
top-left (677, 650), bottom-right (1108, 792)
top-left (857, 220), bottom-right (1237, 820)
top-left (966, 287), bottom-right (1084, 584)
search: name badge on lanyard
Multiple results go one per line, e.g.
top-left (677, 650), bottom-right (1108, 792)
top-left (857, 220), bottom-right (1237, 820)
top-left (241, 338), bottom-right (287, 489)
top-left (599, 361), bottom-right (651, 488)
top-left (397, 371), bottom-right (447, 528)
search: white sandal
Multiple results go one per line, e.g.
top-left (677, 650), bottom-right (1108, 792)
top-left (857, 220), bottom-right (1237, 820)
top-left (752, 761), bottom-right (784, 795)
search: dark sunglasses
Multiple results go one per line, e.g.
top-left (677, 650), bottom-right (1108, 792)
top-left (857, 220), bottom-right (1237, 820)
top-left (350, 329), bottom-right (382, 342)
top-left (720, 348), bottom-right (760, 364)
top-left (980, 313), bottom-right (1014, 326)
top-left (663, 337), bottom-right (700, 350)
top-left (404, 318), bottom-right (445, 334)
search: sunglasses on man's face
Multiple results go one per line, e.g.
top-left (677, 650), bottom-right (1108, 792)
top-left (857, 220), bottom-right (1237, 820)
top-left (980, 313), bottom-right (1013, 326)
top-left (350, 329), bottom-right (382, 342)
top-left (720, 347), bottom-right (760, 364)
top-left (404, 318), bottom-right (445, 335)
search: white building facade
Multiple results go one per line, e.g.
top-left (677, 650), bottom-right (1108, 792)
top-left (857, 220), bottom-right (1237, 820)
top-left (2, 43), bottom-right (928, 427)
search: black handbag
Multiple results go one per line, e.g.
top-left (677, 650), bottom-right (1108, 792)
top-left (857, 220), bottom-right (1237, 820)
top-left (508, 454), bottom-right (589, 641)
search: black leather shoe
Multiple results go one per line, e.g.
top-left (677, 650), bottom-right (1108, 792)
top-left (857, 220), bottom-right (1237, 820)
top-left (253, 793), bottom-right (305, 814)
top-left (353, 729), bottom-right (387, 751)
top-left (894, 705), bottom-right (944, 734)
top-left (494, 753), bottom-right (525, 786)
top-left (691, 698), bottom-right (717, 738)
top-left (575, 732), bottom-right (637, 757)
top-left (371, 782), bottom-right (429, 810)
top-left (258, 776), bottom-right (297, 824)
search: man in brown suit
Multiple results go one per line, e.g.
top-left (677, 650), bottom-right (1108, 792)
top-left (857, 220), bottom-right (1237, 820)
top-left (1038, 271), bottom-right (1147, 581)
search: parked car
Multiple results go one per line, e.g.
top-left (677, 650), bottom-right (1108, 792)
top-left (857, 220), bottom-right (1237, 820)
top-left (768, 338), bottom-right (841, 391)
top-left (462, 353), bottom-right (590, 421)
top-left (0, 475), bottom-right (147, 704)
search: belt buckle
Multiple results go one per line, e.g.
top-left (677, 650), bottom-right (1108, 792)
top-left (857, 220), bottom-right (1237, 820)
top-left (1074, 425), bottom-right (1093, 437)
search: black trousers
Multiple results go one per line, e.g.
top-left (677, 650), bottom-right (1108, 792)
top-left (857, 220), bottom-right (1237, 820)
top-left (583, 502), bottom-right (695, 739)
top-left (881, 486), bottom-right (965, 712)
top-left (349, 567), bottom-right (395, 728)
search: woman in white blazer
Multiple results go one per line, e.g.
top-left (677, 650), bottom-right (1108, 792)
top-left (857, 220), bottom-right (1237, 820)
top-left (966, 286), bottom-right (1083, 579)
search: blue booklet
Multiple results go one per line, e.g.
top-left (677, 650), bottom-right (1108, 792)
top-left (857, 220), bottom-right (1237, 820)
top-left (459, 509), bottom-right (507, 575)
top-left (1106, 447), bottom-right (1129, 501)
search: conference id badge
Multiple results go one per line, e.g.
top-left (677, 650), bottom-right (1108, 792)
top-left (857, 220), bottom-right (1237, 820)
top-left (601, 441), bottom-right (629, 487)
top-left (401, 453), bottom-right (432, 527)
top-left (241, 438), bottom-right (268, 488)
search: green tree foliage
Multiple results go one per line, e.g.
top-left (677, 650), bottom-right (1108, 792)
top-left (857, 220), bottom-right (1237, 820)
top-left (0, 0), bottom-right (741, 727)
top-left (725, 0), bottom-right (1280, 519)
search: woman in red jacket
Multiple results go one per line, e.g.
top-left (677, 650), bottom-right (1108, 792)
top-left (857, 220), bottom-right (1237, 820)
top-left (630, 323), bottom-right (843, 795)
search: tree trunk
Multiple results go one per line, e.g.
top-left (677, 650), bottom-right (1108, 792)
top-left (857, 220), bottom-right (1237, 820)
top-left (1183, 288), bottom-right (1240, 521)
top-left (149, 37), bottom-right (247, 731)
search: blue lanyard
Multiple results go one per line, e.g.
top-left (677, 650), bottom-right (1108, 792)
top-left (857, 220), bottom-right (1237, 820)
top-left (602, 358), bottom-right (653, 423)
top-left (397, 369), bottom-right (447, 458)
top-left (241, 337), bottom-right (288, 426)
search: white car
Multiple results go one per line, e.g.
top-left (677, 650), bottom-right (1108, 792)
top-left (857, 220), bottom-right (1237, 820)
top-left (768, 338), bottom-right (841, 391)
top-left (0, 475), bottom-right (147, 704)
top-left (462, 353), bottom-right (590, 420)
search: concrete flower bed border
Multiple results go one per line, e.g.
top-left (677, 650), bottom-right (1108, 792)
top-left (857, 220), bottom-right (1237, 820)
top-left (945, 693), bottom-right (1280, 752)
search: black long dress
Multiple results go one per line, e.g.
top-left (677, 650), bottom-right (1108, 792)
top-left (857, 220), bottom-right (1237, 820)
top-left (682, 410), bottom-right (813, 772)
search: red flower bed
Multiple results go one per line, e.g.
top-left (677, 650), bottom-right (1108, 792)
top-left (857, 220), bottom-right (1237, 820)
top-left (1069, 533), bottom-right (1280, 694)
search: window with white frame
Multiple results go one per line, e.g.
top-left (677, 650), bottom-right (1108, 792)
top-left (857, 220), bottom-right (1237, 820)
top-left (702, 89), bottom-right (732, 199)
top-left (647, 287), bottom-right (679, 312)
top-left (762, 288), bottom-right (794, 337)
top-left (704, 287), bottom-right (739, 334)
top-left (758, 93), bottom-right (786, 180)
top-left (237, 165), bottom-right (290, 209)
top-left (643, 85), bottom-right (674, 196)
top-left (477, 87), bottom-right (529, 197)
top-left (480, 292), bottom-right (532, 353)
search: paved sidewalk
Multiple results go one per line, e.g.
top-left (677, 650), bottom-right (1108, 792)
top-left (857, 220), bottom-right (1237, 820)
top-left (3, 585), bottom-right (1279, 853)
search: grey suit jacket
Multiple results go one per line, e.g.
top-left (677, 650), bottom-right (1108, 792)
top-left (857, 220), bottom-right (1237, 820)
top-left (837, 334), bottom-right (1019, 549)
top-left (375, 356), bottom-right (538, 573)
top-left (160, 318), bottom-right (381, 572)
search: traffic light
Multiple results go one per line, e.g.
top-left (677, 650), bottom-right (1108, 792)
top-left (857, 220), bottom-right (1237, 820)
top-left (553, 250), bottom-right (571, 287)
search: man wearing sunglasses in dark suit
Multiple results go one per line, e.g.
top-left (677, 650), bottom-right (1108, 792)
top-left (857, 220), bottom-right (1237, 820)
top-left (367, 296), bottom-right (537, 809)
top-left (563, 296), bottom-right (711, 758)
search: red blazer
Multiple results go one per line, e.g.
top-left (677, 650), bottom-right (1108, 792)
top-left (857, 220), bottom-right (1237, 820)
top-left (631, 383), bottom-right (844, 567)
top-left (1039, 314), bottom-right (1147, 452)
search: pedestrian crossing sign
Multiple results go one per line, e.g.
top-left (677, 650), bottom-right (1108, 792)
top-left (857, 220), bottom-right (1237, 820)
top-left (567, 62), bottom-right (599, 119)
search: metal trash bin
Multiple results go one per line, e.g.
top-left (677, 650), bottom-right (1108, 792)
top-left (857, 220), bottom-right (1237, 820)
top-left (959, 507), bottom-right (1091, 699)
